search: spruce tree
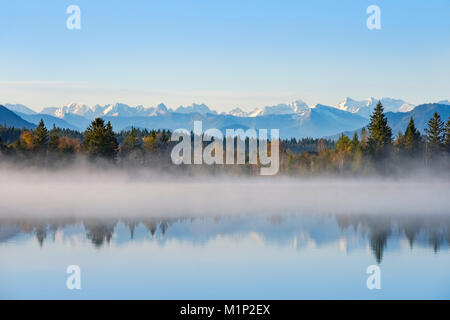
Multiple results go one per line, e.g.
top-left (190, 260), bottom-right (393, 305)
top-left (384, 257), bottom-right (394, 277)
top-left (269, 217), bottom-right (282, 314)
top-left (351, 132), bottom-right (360, 151)
top-left (367, 102), bottom-right (392, 160)
top-left (84, 118), bottom-right (118, 159)
top-left (425, 112), bottom-right (444, 152)
top-left (395, 132), bottom-right (404, 153)
top-left (48, 124), bottom-right (60, 152)
top-left (122, 127), bottom-right (141, 153)
top-left (444, 116), bottom-right (450, 152)
top-left (33, 119), bottom-right (49, 152)
top-left (403, 117), bottom-right (421, 157)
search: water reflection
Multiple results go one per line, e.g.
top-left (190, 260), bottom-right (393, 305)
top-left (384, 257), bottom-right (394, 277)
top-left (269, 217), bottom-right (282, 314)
top-left (1, 214), bottom-right (448, 263)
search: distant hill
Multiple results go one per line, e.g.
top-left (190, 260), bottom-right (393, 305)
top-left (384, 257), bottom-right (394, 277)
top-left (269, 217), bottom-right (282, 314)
top-left (386, 103), bottom-right (450, 135)
top-left (15, 112), bottom-right (80, 131)
top-left (330, 103), bottom-right (450, 140)
top-left (0, 105), bottom-right (36, 129)
top-left (4, 104), bottom-right (37, 115)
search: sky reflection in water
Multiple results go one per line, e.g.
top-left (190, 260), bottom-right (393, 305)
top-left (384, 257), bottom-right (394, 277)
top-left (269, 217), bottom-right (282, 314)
top-left (0, 213), bottom-right (449, 299)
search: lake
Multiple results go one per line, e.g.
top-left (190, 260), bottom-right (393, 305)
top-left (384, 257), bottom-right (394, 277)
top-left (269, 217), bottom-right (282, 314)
top-left (1, 213), bottom-right (449, 299)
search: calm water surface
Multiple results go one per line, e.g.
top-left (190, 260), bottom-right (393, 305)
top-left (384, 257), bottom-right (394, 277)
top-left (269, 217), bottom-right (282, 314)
top-left (0, 214), bottom-right (449, 299)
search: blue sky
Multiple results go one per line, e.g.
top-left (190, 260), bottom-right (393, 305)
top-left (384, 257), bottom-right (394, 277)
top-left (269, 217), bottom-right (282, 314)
top-left (0, 0), bottom-right (449, 112)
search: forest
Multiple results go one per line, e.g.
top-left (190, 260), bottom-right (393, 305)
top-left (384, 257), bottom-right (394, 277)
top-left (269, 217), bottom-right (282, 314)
top-left (0, 102), bottom-right (449, 176)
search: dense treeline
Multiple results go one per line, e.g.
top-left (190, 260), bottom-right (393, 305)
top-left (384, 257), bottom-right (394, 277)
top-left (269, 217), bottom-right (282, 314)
top-left (0, 102), bottom-right (449, 175)
top-left (282, 102), bottom-right (450, 175)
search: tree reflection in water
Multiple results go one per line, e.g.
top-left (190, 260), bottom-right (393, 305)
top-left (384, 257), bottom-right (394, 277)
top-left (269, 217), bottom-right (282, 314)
top-left (0, 214), bottom-right (449, 263)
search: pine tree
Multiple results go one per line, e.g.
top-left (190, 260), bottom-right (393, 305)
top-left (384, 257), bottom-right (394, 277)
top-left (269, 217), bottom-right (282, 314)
top-left (33, 119), bottom-right (48, 151)
top-left (122, 127), bottom-right (141, 153)
top-left (444, 116), bottom-right (450, 152)
top-left (351, 132), bottom-right (361, 152)
top-left (403, 117), bottom-right (421, 157)
top-left (394, 132), bottom-right (404, 153)
top-left (367, 102), bottom-right (392, 160)
top-left (425, 112), bottom-right (444, 152)
top-left (48, 125), bottom-right (60, 153)
top-left (84, 118), bottom-right (118, 159)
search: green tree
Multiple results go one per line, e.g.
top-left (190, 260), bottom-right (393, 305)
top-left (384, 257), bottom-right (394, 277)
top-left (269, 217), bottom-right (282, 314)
top-left (394, 132), bottom-right (404, 154)
top-left (121, 127), bottom-right (141, 153)
top-left (351, 132), bottom-right (361, 152)
top-left (444, 116), bottom-right (450, 152)
top-left (336, 134), bottom-right (352, 153)
top-left (367, 102), bottom-right (392, 160)
top-left (425, 112), bottom-right (444, 152)
top-left (33, 119), bottom-right (49, 151)
top-left (84, 118), bottom-right (118, 159)
top-left (403, 117), bottom-right (421, 157)
top-left (48, 124), bottom-right (60, 153)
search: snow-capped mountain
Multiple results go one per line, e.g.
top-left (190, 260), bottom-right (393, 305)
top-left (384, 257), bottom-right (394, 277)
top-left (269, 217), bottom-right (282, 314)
top-left (247, 100), bottom-right (310, 117)
top-left (3, 99), bottom-right (448, 139)
top-left (41, 102), bottom-right (170, 119)
top-left (101, 103), bottom-right (142, 117)
top-left (174, 103), bottom-right (217, 115)
top-left (41, 103), bottom-right (93, 118)
top-left (150, 103), bottom-right (169, 116)
top-left (335, 97), bottom-right (415, 118)
top-left (228, 107), bottom-right (248, 117)
top-left (59, 103), bottom-right (93, 118)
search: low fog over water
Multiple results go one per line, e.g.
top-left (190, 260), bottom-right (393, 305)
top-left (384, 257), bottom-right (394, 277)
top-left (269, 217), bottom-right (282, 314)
top-left (0, 165), bottom-right (448, 218)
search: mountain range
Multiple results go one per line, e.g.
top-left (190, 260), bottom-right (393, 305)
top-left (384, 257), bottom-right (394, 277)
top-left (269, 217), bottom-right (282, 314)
top-left (331, 103), bottom-right (450, 140)
top-left (1, 98), bottom-right (449, 139)
top-left (0, 105), bottom-right (36, 129)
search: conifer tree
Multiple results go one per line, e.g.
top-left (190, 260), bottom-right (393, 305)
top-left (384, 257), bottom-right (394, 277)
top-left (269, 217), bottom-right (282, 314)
top-left (403, 117), bottom-right (421, 157)
top-left (444, 116), bottom-right (450, 152)
top-left (122, 127), bottom-right (141, 153)
top-left (425, 112), bottom-right (444, 152)
top-left (367, 102), bottom-right (392, 160)
top-left (33, 119), bottom-right (48, 151)
top-left (351, 132), bottom-right (361, 152)
top-left (84, 118), bottom-right (118, 159)
top-left (48, 125), bottom-right (60, 153)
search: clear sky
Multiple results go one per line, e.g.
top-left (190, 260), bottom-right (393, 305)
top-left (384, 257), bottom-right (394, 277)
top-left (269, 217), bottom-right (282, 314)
top-left (0, 0), bottom-right (449, 112)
